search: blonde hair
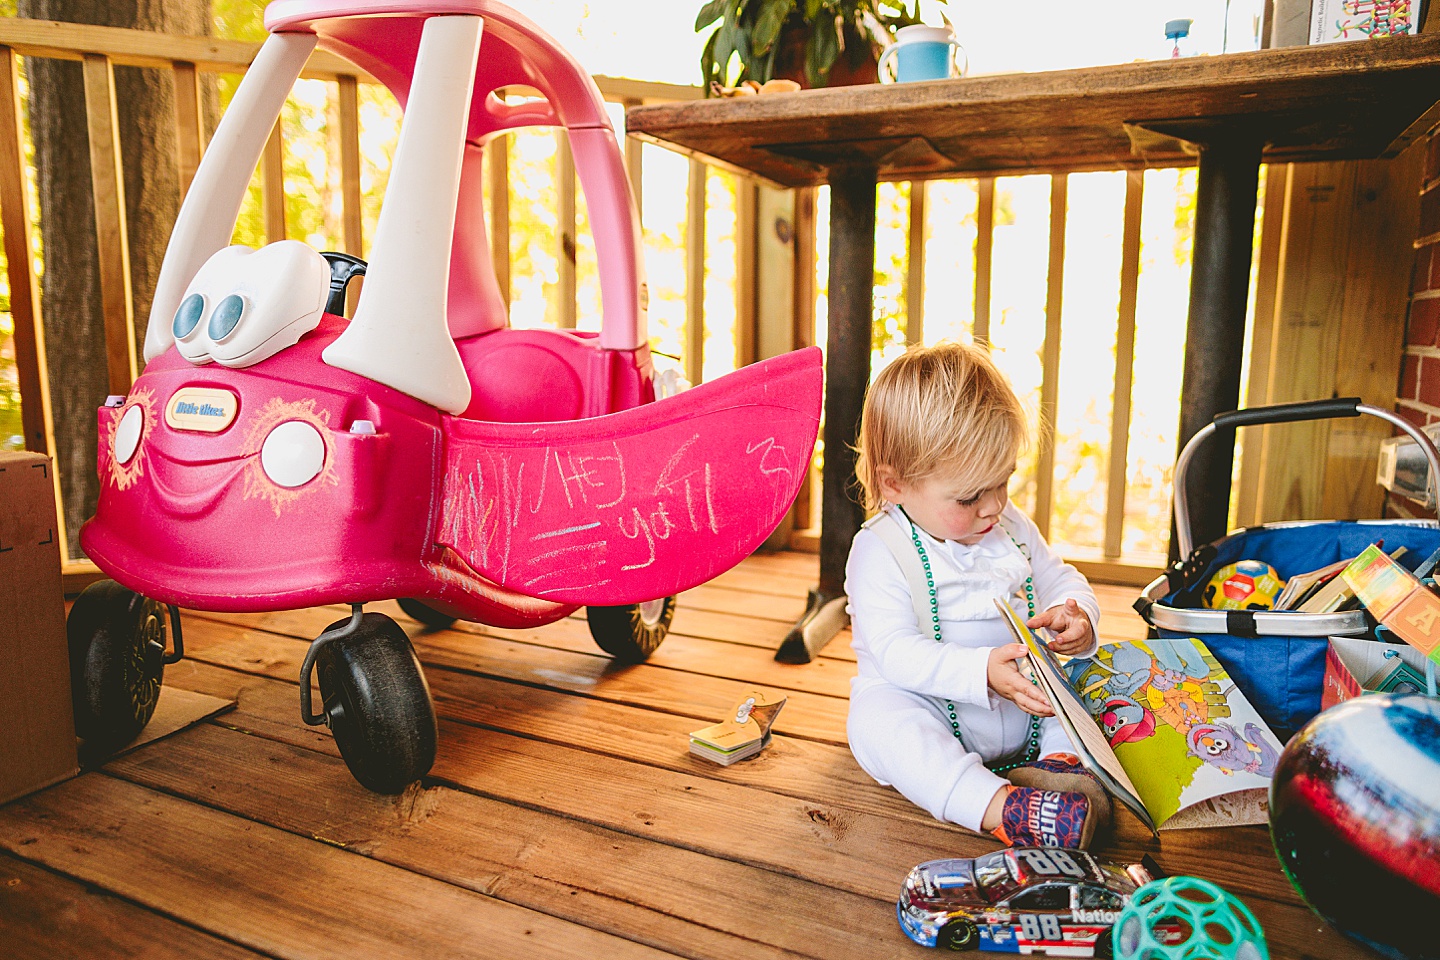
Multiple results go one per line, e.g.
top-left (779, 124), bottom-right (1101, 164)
top-left (854, 341), bottom-right (1027, 512)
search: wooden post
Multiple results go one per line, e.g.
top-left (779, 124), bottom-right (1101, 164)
top-left (1035, 173), bottom-right (1067, 540)
top-left (685, 158), bottom-right (706, 386)
top-left (557, 130), bottom-right (576, 329)
top-left (735, 177), bottom-right (758, 367)
top-left (973, 177), bottom-right (995, 346)
top-left (906, 180), bottom-right (926, 346)
top-left (1104, 169), bottom-right (1144, 560)
top-left (487, 133), bottom-right (511, 307)
top-left (0, 46), bottom-right (54, 459)
top-left (1173, 139), bottom-right (1263, 559)
top-left (818, 169), bottom-right (875, 597)
top-left (262, 118), bottom-right (286, 243)
top-left (776, 168), bottom-right (875, 664)
top-left (82, 52), bottom-right (136, 395)
top-left (171, 60), bottom-right (204, 196)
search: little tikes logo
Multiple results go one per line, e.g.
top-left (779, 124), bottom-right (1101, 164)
top-left (166, 387), bottom-right (238, 432)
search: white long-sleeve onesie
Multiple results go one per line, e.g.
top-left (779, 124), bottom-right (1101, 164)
top-left (845, 501), bottom-right (1101, 831)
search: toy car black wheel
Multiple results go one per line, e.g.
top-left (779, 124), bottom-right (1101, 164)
top-left (586, 596), bottom-right (676, 663)
top-left (315, 612), bottom-right (437, 794)
top-left (397, 597), bottom-right (457, 630)
top-left (1094, 927), bottom-right (1114, 958)
top-left (937, 918), bottom-right (979, 951)
top-left (66, 579), bottom-right (167, 746)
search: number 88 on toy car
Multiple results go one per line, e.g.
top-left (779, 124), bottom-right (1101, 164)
top-left (897, 847), bottom-right (1157, 955)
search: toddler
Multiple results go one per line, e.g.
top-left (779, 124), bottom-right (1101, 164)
top-left (846, 342), bottom-right (1112, 848)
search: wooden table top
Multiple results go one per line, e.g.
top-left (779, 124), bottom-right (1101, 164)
top-left (626, 32), bottom-right (1440, 187)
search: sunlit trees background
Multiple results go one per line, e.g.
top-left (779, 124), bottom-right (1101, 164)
top-left (0, 0), bottom-right (1260, 566)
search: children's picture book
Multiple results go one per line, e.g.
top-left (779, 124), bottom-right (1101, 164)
top-left (689, 690), bottom-right (787, 766)
top-left (1309, 0), bottom-right (1421, 44)
top-left (994, 601), bottom-right (1285, 835)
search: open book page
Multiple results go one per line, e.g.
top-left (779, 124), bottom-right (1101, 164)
top-left (1062, 637), bottom-right (1281, 830)
top-left (994, 601), bottom-right (1156, 836)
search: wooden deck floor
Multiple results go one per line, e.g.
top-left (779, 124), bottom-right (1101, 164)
top-left (2, 551), bottom-right (1369, 960)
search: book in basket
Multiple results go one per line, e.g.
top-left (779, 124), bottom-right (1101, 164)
top-left (994, 601), bottom-right (1285, 835)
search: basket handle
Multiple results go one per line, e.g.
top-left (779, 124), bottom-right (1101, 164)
top-left (1173, 399), bottom-right (1440, 558)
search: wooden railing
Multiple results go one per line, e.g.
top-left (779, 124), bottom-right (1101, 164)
top-left (0, 17), bottom-right (1202, 588)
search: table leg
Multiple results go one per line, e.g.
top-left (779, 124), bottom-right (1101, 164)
top-left (1171, 139), bottom-right (1263, 562)
top-left (776, 168), bottom-right (876, 664)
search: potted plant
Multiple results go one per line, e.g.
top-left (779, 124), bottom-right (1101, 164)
top-left (696, 0), bottom-right (949, 93)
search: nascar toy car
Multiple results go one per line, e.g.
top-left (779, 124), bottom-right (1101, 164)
top-left (897, 847), bottom-right (1158, 956)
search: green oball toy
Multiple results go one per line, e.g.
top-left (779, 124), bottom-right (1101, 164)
top-left (1114, 876), bottom-right (1269, 960)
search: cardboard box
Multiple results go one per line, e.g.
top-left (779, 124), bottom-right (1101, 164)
top-left (0, 452), bottom-right (77, 804)
top-left (1322, 636), bottom-right (1434, 711)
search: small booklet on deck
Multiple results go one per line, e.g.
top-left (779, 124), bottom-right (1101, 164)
top-left (689, 690), bottom-right (787, 766)
top-left (994, 600), bottom-right (1285, 835)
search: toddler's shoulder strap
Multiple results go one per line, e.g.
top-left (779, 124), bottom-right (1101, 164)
top-left (862, 510), bottom-right (931, 630)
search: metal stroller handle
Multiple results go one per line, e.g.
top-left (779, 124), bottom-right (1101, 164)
top-left (1173, 399), bottom-right (1440, 558)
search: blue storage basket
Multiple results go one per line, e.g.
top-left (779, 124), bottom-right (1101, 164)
top-left (1137, 520), bottom-right (1440, 740)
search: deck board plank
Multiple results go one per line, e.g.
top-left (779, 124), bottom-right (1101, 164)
top-left (0, 775), bottom-right (679, 960)
top-left (3, 557), bottom-right (1362, 959)
top-left (102, 722), bottom-right (894, 960)
top-left (0, 852), bottom-right (270, 960)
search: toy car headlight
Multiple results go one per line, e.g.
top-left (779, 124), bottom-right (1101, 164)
top-left (260, 420), bottom-right (325, 488)
top-left (113, 404), bottom-right (144, 465)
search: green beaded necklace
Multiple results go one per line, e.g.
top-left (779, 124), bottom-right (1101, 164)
top-left (904, 513), bottom-right (1042, 774)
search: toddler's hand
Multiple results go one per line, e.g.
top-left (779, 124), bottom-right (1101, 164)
top-left (1028, 599), bottom-right (1094, 656)
top-left (987, 643), bottom-right (1054, 717)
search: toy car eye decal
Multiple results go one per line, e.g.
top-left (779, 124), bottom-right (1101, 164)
top-left (113, 404), bottom-right (144, 465)
top-left (209, 294), bottom-right (246, 342)
top-left (172, 293), bottom-right (205, 340)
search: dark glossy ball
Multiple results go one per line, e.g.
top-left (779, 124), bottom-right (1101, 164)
top-left (1268, 694), bottom-right (1440, 960)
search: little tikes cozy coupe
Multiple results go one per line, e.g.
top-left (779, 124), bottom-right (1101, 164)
top-left (71, 0), bottom-right (822, 792)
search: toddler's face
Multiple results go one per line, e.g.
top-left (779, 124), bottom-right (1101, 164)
top-left (883, 466), bottom-right (1014, 545)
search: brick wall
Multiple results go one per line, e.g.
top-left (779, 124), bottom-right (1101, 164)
top-left (1399, 134), bottom-right (1440, 430)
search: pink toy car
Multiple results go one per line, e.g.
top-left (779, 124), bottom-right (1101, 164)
top-left (69, 0), bottom-right (822, 792)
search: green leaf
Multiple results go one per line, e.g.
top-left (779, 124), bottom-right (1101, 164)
top-left (714, 16), bottom-right (738, 86)
top-left (804, 0), bottom-right (823, 21)
top-left (752, 0), bottom-right (793, 53)
top-left (700, 27), bottom-right (720, 91)
top-left (694, 0), bottom-right (730, 31)
top-left (806, 17), bottom-right (839, 86)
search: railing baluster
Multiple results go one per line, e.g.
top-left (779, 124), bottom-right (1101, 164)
top-left (557, 129), bottom-right (576, 328)
top-left (1035, 173), bottom-right (1067, 540)
top-left (337, 75), bottom-right (363, 255)
top-left (973, 176), bottom-right (994, 347)
top-left (171, 60), bottom-right (204, 195)
top-left (906, 180), bottom-right (926, 346)
top-left (623, 97), bottom-right (643, 220)
top-left (685, 158), bottom-right (706, 386)
top-left (792, 185), bottom-right (817, 532)
top-left (262, 118), bottom-right (286, 242)
top-left (0, 46), bottom-right (55, 461)
top-left (1105, 169), bottom-right (1144, 560)
top-left (82, 52), bottom-right (136, 395)
top-left (337, 74), bottom-right (363, 314)
top-left (488, 132), bottom-right (511, 307)
top-left (735, 176), bottom-right (757, 367)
